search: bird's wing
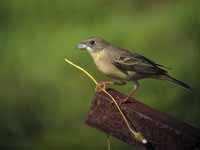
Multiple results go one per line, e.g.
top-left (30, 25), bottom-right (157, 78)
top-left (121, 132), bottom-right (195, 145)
top-left (113, 51), bottom-right (168, 75)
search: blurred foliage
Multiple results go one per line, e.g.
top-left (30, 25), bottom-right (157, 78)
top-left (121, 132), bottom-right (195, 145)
top-left (0, 0), bottom-right (200, 149)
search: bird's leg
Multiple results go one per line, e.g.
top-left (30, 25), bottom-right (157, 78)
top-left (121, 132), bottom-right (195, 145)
top-left (95, 81), bottom-right (115, 92)
top-left (121, 81), bottom-right (139, 104)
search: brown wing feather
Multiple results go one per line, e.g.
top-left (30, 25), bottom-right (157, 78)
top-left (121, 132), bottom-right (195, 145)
top-left (113, 51), bottom-right (168, 75)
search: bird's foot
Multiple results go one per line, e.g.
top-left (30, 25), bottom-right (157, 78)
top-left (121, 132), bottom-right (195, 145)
top-left (119, 81), bottom-right (139, 104)
top-left (95, 81), bottom-right (114, 92)
top-left (119, 86), bottom-right (138, 105)
top-left (108, 95), bottom-right (132, 106)
top-left (120, 96), bottom-right (132, 105)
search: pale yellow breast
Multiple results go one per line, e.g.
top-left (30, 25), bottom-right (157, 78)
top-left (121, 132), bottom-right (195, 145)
top-left (90, 50), bottom-right (128, 80)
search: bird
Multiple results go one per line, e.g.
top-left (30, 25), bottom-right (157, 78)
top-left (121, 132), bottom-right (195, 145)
top-left (77, 37), bottom-right (191, 103)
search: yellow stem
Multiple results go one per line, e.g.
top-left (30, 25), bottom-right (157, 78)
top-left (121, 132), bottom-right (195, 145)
top-left (107, 135), bottom-right (111, 150)
top-left (64, 58), bottom-right (147, 144)
top-left (64, 58), bottom-right (98, 85)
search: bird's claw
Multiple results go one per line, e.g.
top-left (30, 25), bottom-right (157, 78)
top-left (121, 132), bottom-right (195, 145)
top-left (95, 81), bottom-right (114, 92)
top-left (108, 96), bottom-right (130, 106)
top-left (120, 96), bottom-right (130, 105)
top-left (95, 82), bottom-right (106, 92)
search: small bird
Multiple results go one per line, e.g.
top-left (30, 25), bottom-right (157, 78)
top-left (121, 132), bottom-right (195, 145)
top-left (77, 37), bottom-right (191, 102)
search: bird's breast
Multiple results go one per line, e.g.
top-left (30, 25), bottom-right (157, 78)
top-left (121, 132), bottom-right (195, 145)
top-left (90, 51), bottom-right (128, 80)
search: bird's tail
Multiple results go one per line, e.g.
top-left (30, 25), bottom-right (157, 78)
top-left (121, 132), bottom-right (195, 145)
top-left (159, 74), bottom-right (191, 90)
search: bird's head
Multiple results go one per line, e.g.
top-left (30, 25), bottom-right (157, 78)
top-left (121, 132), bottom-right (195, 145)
top-left (77, 37), bottom-right (109, 53)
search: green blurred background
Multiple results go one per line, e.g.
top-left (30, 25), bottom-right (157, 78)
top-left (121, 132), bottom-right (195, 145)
top-left (0, 0), bottom-right (199, 149)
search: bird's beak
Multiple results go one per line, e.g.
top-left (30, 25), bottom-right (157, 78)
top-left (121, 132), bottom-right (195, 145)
top-left (76, 43), bottom-right (87, 50)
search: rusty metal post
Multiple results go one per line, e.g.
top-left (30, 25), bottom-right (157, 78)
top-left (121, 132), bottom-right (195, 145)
top-left (85, 89), bottom-right (200, 150)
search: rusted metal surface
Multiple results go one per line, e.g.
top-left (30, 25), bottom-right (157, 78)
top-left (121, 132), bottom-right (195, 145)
top-left (85, 89), bottom-right (200, 150)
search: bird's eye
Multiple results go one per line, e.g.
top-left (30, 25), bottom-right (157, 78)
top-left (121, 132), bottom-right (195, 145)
top-left (89, 40), bottom-right (95, 45)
